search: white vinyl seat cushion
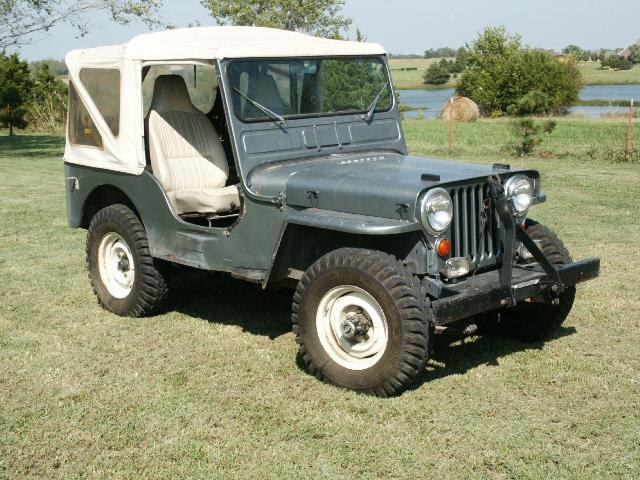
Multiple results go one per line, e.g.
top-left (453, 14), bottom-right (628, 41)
top-left (147, 74), bottom-right (239, 214)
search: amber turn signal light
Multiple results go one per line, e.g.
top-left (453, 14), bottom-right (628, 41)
top-left (436, 238), bottom-right (451, 257)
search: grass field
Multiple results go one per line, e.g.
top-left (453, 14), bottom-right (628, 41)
top-left (389, 58), bottom-right (640, 90)
top-left (1, 119), bottom-right (639, 478)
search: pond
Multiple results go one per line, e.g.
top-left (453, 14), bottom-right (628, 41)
top-left (399, 84), bottom-right (640, 119)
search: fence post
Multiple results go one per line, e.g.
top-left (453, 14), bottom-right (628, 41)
top-left (626, 99), bottom-right (635, 160)
top-left (449, 97), bottom-right (454, 149)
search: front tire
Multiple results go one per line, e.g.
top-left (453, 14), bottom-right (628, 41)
top-left (87, 204), bottom-right (169, 317)
top-left (477, 220), bottom-right (576, 342)
top-left (292, 248), bottom-right (431, 397)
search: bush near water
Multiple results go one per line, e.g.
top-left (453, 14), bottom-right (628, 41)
top-left (456, 27), bottom-right (583, 116)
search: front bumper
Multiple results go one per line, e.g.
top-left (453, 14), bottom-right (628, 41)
top-left (431, 258), bottom-right (600, 325)
top-left (431, 174), bottom-right (600, 325)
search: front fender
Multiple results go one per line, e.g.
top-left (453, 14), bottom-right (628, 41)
top-left (284, 208), bottom-right (421, 235)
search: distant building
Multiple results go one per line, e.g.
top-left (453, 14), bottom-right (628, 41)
top-left (618, 40), bottom-right (639, 59)
top-left (553, 52), bottom-right (568, 62)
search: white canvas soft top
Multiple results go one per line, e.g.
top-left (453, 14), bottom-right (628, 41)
top-left (65, 26), bottom-right (386, 66)
top-left (63, 27), bottom-right (387, 175)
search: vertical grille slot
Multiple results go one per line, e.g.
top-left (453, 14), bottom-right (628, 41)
top-left (449, 182), bottom-right (500, 270)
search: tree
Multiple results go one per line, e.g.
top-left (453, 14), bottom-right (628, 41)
top-left (423, 47), bottom-right (457, 59)
top-left (423, 62), bottom-right (450, 85)
top-left (456, 27), bottom-right (583, 116)
top-left (562, 44), bottom-right (590, 61)
top-left (628, 44), bottom-right (640, 64)
top-left (0, 52), bottom-right (33, 134)
top-left (27, 63), bottom-right (67, 132)
top-left (0, 0), bottom-right (164, 49)
top-left (201, 0), bottom-right (351, 38)
top-left (30, 59), bottom-right (68, 77)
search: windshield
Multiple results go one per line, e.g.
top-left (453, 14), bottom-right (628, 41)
top-left (227, 57), bottom-right (392, 122)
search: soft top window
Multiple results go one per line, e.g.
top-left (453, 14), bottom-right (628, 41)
top-left (227, 57), bottom-right (392, 122)
top-left (68, 82), bottom-right (103, 148)
top-left (142, 64), bottom-right (219, 116)
top-left (79, 68), bottom-right (121, 137)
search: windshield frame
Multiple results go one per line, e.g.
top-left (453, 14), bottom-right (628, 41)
top-left (225, 55), bottom-right (395, 124)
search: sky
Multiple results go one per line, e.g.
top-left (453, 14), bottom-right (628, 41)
top-left (15, 0), bottom-right (640, 60)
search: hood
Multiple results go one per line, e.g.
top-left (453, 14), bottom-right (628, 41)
top-left (247, 153), bottom-right (518, 220)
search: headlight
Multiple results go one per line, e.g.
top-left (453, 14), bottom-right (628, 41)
top-left (505, 175), bottom-right (533, 216)
top-left (420, 188), bottom-right (453, 234)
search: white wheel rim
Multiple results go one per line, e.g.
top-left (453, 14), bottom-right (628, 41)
top-left (97, 232), bottom-right (135, 299)
top-left (316, 285), bottom-right (388, 371)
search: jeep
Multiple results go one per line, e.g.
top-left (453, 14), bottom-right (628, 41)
top-left (63, 27), bottom-right (600, 396)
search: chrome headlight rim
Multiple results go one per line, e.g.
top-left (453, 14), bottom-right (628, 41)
top-left (505, 174), bottom-right (533, 217)
top-left (420, 187), bottom-right (453, 236)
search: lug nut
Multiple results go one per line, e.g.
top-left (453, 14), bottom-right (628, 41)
top-left (552, 298), bottom-right (560, 306)
top-left (551, 285), bottom-right (558, 292)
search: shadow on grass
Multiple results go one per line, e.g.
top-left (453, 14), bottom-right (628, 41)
top-left (168, 270), bottom-right (577, 388)
top-left (0, 134), bottom-right (65, 159)
top-left (170, 271), bottom-right (292, 340)
top-left (418, 325), bottom-right (577, 385)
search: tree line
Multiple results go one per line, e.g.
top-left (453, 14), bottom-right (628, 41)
top-left (423, 41), bottom-right (640, 87)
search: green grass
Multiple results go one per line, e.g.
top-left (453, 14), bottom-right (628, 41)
top-left (1, 122), bottom-right (640, 479)
top-left (577, 61), bottom-right (640, 85)
top-left (390, 58), bottom-right (640, 90)
top-left (404, 116), bottom-right (640, 162)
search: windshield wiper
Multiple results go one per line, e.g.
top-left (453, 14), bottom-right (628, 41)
top-left (362, 82), bottom-right (390, 122)
top-left (233, 87), bottom-right (287, 125)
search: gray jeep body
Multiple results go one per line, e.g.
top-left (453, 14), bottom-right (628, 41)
top-left (64, 54), bottom-right (599, 325)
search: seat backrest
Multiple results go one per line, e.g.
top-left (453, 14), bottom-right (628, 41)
top-left (147, 75), bottom-right (229, 194)
top-left (243, 73), bottom-right (287, 118)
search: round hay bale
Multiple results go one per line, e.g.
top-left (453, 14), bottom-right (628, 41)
top-left (441, 96), bottom-right (480, 122)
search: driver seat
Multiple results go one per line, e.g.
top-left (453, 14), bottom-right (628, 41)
top-left (147, 75), bottom-right (240, 215)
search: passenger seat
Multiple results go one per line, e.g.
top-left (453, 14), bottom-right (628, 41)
top-left (147, 75), bottom-right (240, 215)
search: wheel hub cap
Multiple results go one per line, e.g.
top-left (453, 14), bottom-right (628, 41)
top-left (339, 311), bottom-right (372, 340)
top-left (97, 232), bottom-right (135, 299)
top-left (316, 286), bottom-right (388, 371)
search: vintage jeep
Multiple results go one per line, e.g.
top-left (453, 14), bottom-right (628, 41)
top-left (64, 27), bottom-right (599, 396)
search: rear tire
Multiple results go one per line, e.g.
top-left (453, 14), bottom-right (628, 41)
top-left (87, 204), bottom-right (169, 317)
top-left (477, 220), bottom-right (575, 342)
top-left (292, 248), bottom-right (431, 397)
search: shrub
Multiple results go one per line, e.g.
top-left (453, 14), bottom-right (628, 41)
top-left (456, 27), bottom-right (583, 115)
top-left (505, 118), bottom-right (556, 156)
top-left (601, 56), bottom-right (633, 70)
top-left (423, 63), bottom-right (450, 85)
top-left (508, 90), bottom-right (550, 116)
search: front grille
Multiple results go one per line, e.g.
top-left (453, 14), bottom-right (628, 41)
top-left (449, 182), bottom-right (501, 269)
